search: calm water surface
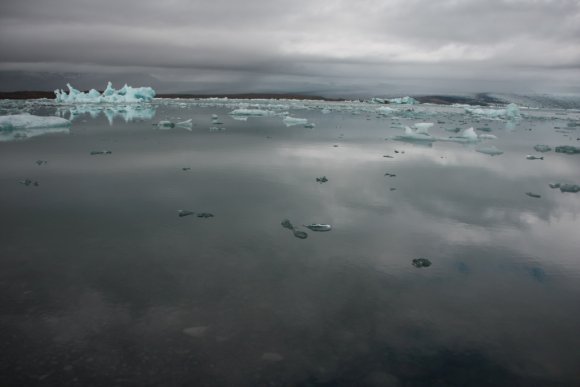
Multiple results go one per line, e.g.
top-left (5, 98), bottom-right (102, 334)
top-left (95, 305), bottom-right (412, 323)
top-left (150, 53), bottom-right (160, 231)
top-left (1, 99), bottom-right (579, 386)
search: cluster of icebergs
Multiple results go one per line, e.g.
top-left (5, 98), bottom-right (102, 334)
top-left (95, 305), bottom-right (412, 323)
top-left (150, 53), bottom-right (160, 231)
top-left (54, 82), bottom-right (156, 103)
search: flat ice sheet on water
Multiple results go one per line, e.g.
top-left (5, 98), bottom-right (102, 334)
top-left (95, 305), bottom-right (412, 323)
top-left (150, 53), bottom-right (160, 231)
top-left (0, 114), bottom-right (71, 142)
top-left (55, 82), bottom-right (155, 103)
top-left (283, 116), bottom-right (309, 127)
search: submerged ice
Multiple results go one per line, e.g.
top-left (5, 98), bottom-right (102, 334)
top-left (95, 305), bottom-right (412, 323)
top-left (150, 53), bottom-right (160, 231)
top-left (55, 82), bottom-right (156, 103)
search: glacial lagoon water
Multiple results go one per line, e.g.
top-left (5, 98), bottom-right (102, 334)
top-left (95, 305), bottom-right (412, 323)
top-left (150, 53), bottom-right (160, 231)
top-left (1, 98), bottom-right (580, 386)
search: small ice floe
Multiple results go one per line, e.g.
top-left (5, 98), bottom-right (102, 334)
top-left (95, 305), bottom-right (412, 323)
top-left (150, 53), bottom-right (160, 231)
top-left (412, 258), bottom-right (432, 268)
top-left (156, 119), bottom-right (192, 129)
top-left (534, 145), bottom-right (552, 153)
top-left (476, 145), bottom-right (503, 156)
top-left (182, 167), bottom-right (191, 171)
top-left (19, 179), bottom-right (39, 187)
top-left (526, 155), bottom-right (544, 160)
top-left (441, 127), bottom-right (480, 143)
top-left (36, 160), bottom-right (48, 166)
top-left (478, 133), bottom-right (497, 140)
top-left (90, 150), bottom-right (112, 155)
top-left (316, 176), bottom-right (328, 183)
top-left (549, 183), bottom-right (580, 193)
top-left (178, 210), bottom-right (194, 217)
top-left (281, 219), bottom-right (294, 230)
top-left (526, 192), bottom-right (541, 198)
top-left (304, 224), bottom-right (332, 232)
top-left (229, 109), bottom-right (273, 118)
top-left (293, 230), bottom-right (308, 239)
top-left (555, 145), bottom-right (580, 154)
top-left (384, 173), bottom-right (396, 177)
top-left (197, 213), bottom-right (214, 218)
top-left (304, 123), bottom-right (316, 128)
top-left (283, 116), bottom-right (308, 127)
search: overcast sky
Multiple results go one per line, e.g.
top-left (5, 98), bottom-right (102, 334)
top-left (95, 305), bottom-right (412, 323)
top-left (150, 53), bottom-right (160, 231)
top-left (1, 0), bottom-right (579, 95)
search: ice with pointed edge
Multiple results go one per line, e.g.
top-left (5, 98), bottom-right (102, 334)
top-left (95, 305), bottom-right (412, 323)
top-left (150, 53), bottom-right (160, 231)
top-left (55, 82), bottom-right (155, 103)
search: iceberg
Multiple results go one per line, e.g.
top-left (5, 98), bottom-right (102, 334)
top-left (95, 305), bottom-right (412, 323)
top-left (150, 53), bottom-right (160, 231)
top-left (534, 145), bottom-right (552, 153)
top-left (389, 96), bottom-right (419, 105)
top-left (413, 123), bottom-right (434, 132)
top-left (465, 103), bottom-right (521, 120)
top-left (476, 145), bottom-right (504, 156)
top-left (441, 127), bottom-right (480, 143)
top-left (283, 116), bottom-right (308, 127)
top-left (393, 126), bottom-right (436, 143)
top-left (0, 114), bottom-right (71, 142)
top-left (54, 82), bottom-right (155, 103)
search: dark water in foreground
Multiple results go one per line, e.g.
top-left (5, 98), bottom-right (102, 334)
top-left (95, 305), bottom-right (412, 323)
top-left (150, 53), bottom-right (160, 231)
top-left (1, 100), bottom-right (580, 386)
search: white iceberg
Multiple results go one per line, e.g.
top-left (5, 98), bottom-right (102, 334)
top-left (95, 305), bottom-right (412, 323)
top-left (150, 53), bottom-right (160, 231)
top-left (229, 109), bottom-right (273, 117)
top-left (55, 82), bottom-right (156, 103)
top-left (393, 126), bottom-right (436, 142)
top-left (0, 114), bottom-right (71, 142)
top-left (283, 116), bottom-right (308, 127)
top-left (413, 122), bottom-right (434, 132)
top-left (465, 103), bottom-right (521, 120)
top-left (440, 127), bottom-right (480, 143)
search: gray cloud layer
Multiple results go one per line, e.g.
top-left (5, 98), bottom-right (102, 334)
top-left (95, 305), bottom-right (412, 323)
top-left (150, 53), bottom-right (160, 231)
top-left (1, 0), bottom-right (579, 95)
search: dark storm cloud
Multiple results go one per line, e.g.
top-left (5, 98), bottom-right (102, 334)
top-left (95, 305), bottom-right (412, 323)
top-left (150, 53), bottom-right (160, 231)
top-left (0, 0), bottom-right (579, 93)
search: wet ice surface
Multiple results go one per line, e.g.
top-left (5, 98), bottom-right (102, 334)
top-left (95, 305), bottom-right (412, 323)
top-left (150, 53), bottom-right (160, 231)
top-left (1, 98), bottom-right (580, 387)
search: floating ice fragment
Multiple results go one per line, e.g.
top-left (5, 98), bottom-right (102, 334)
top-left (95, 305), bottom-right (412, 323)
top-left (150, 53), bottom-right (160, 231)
top-left (283, 116), bottom-right (308, 127)
top-left (55, 82), bottom-right (155, 103)
top-left (476, 145), bottom-right (503, 156)
top-left (526, 192), bottom-right (541, 198)
top-left (178, 210), bottom-right (194, 217)
top-left (19, 179), bottom-right (39, 187)
top-left (442, 127), bottom-right (480, 143)
top-left (281, 219), bottom-right (294, 230)
top-left (176, 119), bottom-right (193, 129)
top-left (0, 114), bottom-right (71, 141)
top-left (304, 224), bottom-right (332, 232)
top-left (534, 145), bottom-right (552, 152)
top-left (316, 176), bottom-right (328, 183)
top-left (156, 120), bottom-right (175, 129)
top-left (549, 183), bottom-right (580, 193)
top-left (197, 213), bottom-right (214, 218)
top-left (229, 109), bottom-right (273, 117)
top-left (293, 230), bottom-right (308, 239)
top-left (413, 123), bottom-right (434, 133)
top-left (376, 106), bottom-right (397, 115)
top-left (526, 155), bottom-right (544, 160)
top-left (412, 258), bottom-right (432, 268)
top-left (478, 133), bottom-right (497, 140)
top-left (393, 126), bottom-right (436, 143)
top-left (36, 160), bottom-right (48, 166)
top-left (304, 123), bottom-right (316, 128)
top-left (555, 145), bottom-right (580, 154)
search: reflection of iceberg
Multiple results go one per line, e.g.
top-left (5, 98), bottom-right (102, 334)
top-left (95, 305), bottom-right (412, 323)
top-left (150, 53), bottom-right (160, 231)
top-left (465, 103), bottom-right (521, 120)
top-left (55, 82), bottom-right (156, 103)
top-left (58, 104), bottom-right (156, 124)
top-left (0, 114), bottom-right (71, 142)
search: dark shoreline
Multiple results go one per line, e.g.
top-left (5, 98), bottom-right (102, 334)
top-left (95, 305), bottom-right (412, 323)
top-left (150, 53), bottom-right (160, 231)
top-left (0, 91), bottom-right (500, 106)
